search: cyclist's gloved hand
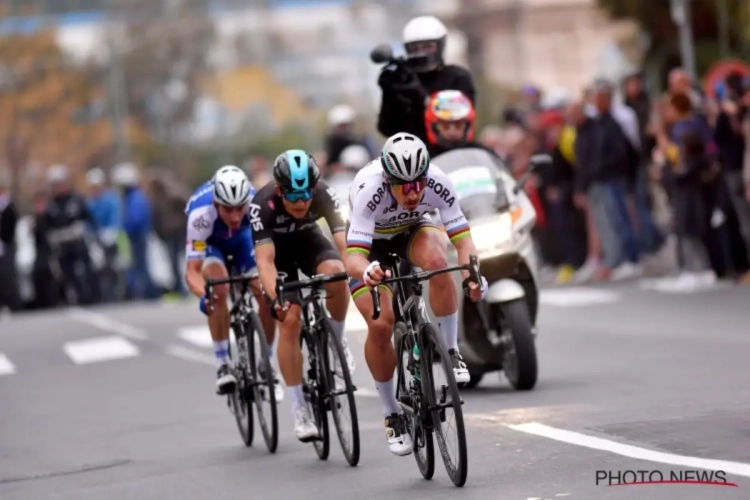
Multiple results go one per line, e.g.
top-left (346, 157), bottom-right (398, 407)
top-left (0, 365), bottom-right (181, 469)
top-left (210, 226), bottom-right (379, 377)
top-left (462, 275), bottom-right (488, 302)
top-left (364, 260), bottom-right (390, 288)
top-left (199, 296), bottom-right (209, 315)
top-left (265, 292), bottom-right (290, 322)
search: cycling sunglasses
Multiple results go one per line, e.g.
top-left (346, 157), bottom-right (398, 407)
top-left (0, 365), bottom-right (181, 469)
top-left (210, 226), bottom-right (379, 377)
top-left (282, 189), bottom-right (313, 202)
top-left (389, 178), bottom-right (427, 196)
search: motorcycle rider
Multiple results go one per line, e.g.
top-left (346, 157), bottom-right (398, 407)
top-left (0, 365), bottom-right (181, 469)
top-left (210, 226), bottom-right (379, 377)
top-left (425, 90), bottom-right (500, 158)
top-left (41, 165), bottom-right (100, 305)
top-left (377, 15), bottom-right (474, 155)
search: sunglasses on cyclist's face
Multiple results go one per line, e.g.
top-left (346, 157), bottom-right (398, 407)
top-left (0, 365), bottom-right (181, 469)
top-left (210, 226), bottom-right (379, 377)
top-left (282, 189), bottom-right (313, 203)
top-left (390, 178), bottom-right (427, 196)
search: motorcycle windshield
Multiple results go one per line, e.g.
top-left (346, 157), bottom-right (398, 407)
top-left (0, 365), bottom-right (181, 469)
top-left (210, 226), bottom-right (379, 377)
top-left (431, 148), bottom-right (511, 219)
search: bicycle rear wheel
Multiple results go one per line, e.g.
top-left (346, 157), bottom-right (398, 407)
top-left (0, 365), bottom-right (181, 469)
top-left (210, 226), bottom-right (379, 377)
top-left (247, 311), bottom-right (278, 453)
top-left (320, 318), bottom-right (360, 466)
top-left (302, 331), bottom-right (330, 460)
top-left (421, 323), bottom-right (468, 487)
top-left (395, 322), bottom-right (434, 480)
top-left (231, 323), bottom-right (254, 447)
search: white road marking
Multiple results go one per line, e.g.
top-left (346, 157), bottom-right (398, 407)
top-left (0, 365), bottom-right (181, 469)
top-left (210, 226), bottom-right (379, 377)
top-left (539, 288), bottom-right (620, 307)
top-left (165, 344), bottom-right (215, 365)
top-left (639, 276), bottom-right (729, 294)
top-left (346, 299), bottom-right (368, 332)
top-left (66, 308), bottom-right (147, 341)
top-left (0, 353), bottom-right (16, 375)
top-left (555, 494), bottom-right (572, 498)
top-left (63, 336), bottom-right (140, 364)
top-left (507, 422), bottom-right (750, 478)
top-left (177, 326), bottom-right (214, 348)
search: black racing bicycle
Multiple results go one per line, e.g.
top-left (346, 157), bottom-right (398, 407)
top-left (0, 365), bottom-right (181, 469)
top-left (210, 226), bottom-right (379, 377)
top-left (205, 263), bottom-right (278, 453)
top-left (274, 271), bottom-right (360, 466)
top-left (370, 254), bottom-right (481, 487)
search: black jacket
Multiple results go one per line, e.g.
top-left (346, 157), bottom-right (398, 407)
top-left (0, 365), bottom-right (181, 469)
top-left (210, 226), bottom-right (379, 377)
top-left (377, 64), bottom-right (474, 155)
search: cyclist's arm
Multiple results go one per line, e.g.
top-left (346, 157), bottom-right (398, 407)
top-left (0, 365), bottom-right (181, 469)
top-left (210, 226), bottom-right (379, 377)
top-left (184, 208), bottom-right (213, 298)
top-left (344, 211), bottom-right (376, 283)
top-left (317, 181), bottom-right (348, 257)
top-left (249, 199), bottom-right (279, 300)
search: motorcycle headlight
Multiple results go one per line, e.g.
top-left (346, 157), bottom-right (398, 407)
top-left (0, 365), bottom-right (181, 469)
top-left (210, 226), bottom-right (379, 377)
top-left (469, 212), bottom-right (513, 258)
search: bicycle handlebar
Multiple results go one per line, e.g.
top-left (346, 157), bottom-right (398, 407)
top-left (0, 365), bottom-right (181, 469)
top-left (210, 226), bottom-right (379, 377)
top-left (273, 271), bottom-right (350, 313)
top-left (369, 254), bottom-right (480, 320)
top-left (204, 274), bottom-right (255, 311)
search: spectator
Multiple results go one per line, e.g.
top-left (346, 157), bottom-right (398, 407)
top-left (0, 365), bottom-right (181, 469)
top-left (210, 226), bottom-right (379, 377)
top-left (245, 156), bottom-right (272, 188)
top-left (112, 162), bottom-right (159, 300)
top-left (325, 105), bottom-right (375, 170)
top-left (86, 168), bottom-right (122, 302)
top-left (715, 73), bottom-right (750, 283)
top-left (0, 172), bottom-right (21, 312)
top-left (668, 67), bottom-right (704, 110)
top-left (654, 93), bottom-right (715, 285)
top-left (30, 190), bottom-right (58, 309)
top-left (575, 79), bottom-right (641, 281)
top-left (150, 173), bottom-right (188, 296)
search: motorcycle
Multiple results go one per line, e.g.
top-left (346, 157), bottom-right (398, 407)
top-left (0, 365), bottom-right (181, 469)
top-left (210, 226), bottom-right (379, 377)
top-left (427, 147), bottom-right (549, 390)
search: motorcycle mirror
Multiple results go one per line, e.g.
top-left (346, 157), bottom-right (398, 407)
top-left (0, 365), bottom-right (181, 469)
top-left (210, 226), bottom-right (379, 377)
top-left (370, 43), bottom-right (394, 64)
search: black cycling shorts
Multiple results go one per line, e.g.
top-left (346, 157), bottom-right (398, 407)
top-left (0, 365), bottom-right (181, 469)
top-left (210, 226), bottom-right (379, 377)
top-left (348, 216), bottom-right (441, 299)
top-left (274, 227), bottom-right (341, 305)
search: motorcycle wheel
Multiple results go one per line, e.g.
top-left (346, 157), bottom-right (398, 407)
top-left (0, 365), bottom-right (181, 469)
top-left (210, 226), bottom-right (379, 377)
top-left (499, 299), bottom-right (538, 391)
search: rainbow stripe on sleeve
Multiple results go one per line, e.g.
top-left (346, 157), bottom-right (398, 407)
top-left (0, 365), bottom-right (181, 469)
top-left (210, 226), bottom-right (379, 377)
top-left (346, 239), bottom-right (371, 256)
top-left (349, 279), bottom-right (393, 300)
top-left (446, 223), bottom-right (471, 243)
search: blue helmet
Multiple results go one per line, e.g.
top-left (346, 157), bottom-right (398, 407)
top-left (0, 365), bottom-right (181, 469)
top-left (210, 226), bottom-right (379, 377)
top-left (273, 149), bottom-right (320, 192)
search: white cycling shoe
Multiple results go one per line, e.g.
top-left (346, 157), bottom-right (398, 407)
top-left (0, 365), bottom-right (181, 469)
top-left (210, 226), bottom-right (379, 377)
top-left (385, 413), bottom-right (413, 456)
top-left (294, 407), bottom-right (319, 443)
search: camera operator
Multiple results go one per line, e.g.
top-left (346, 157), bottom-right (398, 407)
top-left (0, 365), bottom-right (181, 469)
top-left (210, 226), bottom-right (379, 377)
top-left (376, 15), bottom-right (474, 154)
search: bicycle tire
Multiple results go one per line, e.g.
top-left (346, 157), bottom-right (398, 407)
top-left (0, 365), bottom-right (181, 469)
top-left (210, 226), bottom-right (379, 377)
top-left (302, 330), bottom-right (330, 460)
top-left (231, 322), bottom-right (254, 447)
top-left (394, 322), bottom-right (434, 480)
top-left (421, 323), bottom-right (468, 487)
top-left (247, 310), bottom-right (278, 453)
top-left (319, 318), bottom-right (360, 467)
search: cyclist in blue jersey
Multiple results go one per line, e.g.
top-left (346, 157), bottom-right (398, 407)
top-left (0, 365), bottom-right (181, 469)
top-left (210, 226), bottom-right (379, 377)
top-left (184, 165), bottom-right (279, 396)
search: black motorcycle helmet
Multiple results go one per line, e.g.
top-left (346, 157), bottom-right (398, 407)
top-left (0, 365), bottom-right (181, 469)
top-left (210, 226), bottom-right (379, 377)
top-left (273, 149), bottom-right (321, 193)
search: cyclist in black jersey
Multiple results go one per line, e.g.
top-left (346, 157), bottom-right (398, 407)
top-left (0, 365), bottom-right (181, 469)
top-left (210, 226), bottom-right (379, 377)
top-left (249, 149), bottom-right (354, 443)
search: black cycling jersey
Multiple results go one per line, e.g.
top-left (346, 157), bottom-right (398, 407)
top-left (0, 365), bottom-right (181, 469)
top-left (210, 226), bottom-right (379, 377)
top-left (249, 180), bottom-right (347, 247)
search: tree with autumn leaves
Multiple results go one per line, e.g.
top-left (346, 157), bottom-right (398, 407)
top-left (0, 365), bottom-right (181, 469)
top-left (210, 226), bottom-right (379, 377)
top-left (597, 0), bottom-right (750, 81)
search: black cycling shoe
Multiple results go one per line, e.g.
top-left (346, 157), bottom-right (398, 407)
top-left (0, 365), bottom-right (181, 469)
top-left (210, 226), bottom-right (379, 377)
top-left (216, 364), bottom-right (237, 395)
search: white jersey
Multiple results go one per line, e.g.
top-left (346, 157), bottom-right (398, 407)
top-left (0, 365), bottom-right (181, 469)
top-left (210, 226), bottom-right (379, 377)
top-left (346, 160), bottom-right (470, 256)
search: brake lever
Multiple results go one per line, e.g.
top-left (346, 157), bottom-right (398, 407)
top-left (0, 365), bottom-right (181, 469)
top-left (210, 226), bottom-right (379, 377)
top-left (370, 286), bottom-right (381, 320)
top-left (274, 273), bottom-right (289, 313)
top-left (205, 282), bottom-right (215, 311)
top-left (469, 254), bottom-right (480, 285)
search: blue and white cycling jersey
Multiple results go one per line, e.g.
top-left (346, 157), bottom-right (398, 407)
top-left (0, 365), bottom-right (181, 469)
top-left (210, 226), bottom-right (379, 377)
top-left (184, 180), bottom-right (258, 273)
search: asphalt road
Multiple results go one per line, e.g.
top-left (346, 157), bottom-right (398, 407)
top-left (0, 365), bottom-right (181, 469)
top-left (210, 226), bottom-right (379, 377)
top-left (1, 278), bottom-right (749, 500)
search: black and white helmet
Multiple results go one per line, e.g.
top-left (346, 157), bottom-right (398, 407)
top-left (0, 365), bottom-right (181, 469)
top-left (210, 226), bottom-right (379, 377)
top-left (380, 132), bottom-right (430, 182)
top-left (213, 165), bottom-right (252, 207)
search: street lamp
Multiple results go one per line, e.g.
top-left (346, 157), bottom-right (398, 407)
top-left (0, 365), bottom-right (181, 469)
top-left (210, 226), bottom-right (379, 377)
top-left (670, 0), bottom-right (697, 80)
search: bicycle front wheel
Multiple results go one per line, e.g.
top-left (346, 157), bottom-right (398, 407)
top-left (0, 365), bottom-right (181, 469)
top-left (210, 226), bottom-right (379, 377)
top-left (320, 319), bottom-right (360, 466)
top-left (421, 323), bottom-right (468, 487)
top-left (247, 311), bottom-right (278, 453)
top-left (394, 322), bottom-right (434, 480)
top-left (302, 331), bottom-right (330, 460)
top-left (231, 323), bottom-right (254, 447)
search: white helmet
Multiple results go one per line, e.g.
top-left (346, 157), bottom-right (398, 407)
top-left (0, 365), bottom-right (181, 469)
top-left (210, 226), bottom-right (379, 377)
top-left (86, 168), bottom-right (106, 186)
top-left (112, 162), bottom-right (140, 187)
top-left (381, 133), bottom-right (430, 182)
top-left (47, 164), bottom-right (70, 183)
top-left (402, 16), bottom-right (448, 72)
top-left (327, 104), bottom-right (355, 127)
top-left (339, 144), bottom-right (370, 169)
top-left (213, 165), bottom-right (252, 207)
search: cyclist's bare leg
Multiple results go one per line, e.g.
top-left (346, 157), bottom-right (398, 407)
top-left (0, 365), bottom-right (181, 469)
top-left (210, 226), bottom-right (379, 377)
top-left (202, 261), bottom-right (231, 347)
top-left (318, 259), bottom-right (349, 325)
top-left (276, 304), bottom-right (305, 409)
top-left (408, 227), bottom-right (468, 381)
top-left (249, 278), bottom-right (276, 351)
top-left (353, 288), bottom-right (399, 410)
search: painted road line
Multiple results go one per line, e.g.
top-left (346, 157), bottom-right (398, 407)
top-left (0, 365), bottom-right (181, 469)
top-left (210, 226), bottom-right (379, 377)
top-left (0, 353), bottom-right (16, 375)
top-left (539, 288), bottom-right (621, 307)
top-left (67, 308), bottom-right (147, 341)
top-left (177, 326), bottom-right (214, 348)
top-left (507, 422), bottom-right (750, 478)
top-left (64, 336), bottom-right (141, 364)
top-left (166, 344), bottom-right (215, 365)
